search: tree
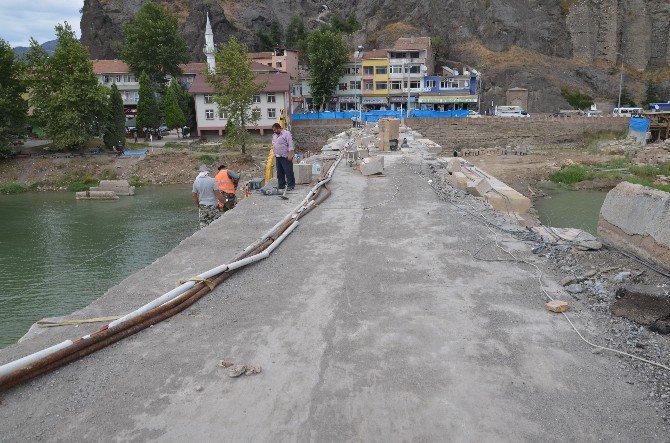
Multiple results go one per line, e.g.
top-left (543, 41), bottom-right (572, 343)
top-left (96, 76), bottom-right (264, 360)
top-left (163, 79), bottom-right (186, 137)
top-left (270, 19), bottom-right (283, 48)
top-left (560, 88), bottom-right (594, 110)
top-left (643, 80), bottom-right (661, 107)
top-left (137, 71), bottom-right (161, 136)
top-left (285, 16), bottom-right (307, 53)
top-left (329, 13), bottom-right (361, 34)
top-left (307, 28), bottom-right (349, 110)
top-left (120, 1), bottom-right (190, 84)
top-left (619, 88), bottom-right (637, 108)
top-left (25, 23), bottom-right (106, 151)
top-left (206, 37), bottom-right (265, 154)
top-left (0, 39), bottom-right (27, 155)
top-left (103, 83), bottom-right (126, 150)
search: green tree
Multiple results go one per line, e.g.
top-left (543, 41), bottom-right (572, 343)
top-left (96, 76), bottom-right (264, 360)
top-left (0, 39), bottom-right (27, 155)
top-left (256, 30), bottom-right (275, 52)
top-left (103, 83), bottom-right (126, 150)
top-left (120, 1), bottom-right (190, 84)
top-left (285, 16), bottom-right (307, 53)
top-left (137, 72), bottom-right (161, 137)
top-left (560, 88), bottom-right (594, 110)
top-left (307, 28), bottom-right (349, 110)
top-left (329, 13), bottom-right (361, 34)
top-left (643, 80), bottom-right (661, 107)
top-left (25, 23), bottom-right (106, 151)
top-left (270, 19), bottom-right (283, 48)
top-left (163, 79), bottom-right (186, 137)
top-left (206, 37), bottom-right (265, 154)
top-left (619, 88), bottom-right (637, 108)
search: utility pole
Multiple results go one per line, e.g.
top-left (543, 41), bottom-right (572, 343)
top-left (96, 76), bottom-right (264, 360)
top-left (356, 45), bottom-right (363, 124)
top-left (616, 52), bottom-right (624, 115)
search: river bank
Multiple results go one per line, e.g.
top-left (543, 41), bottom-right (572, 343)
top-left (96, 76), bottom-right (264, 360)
top-left (0, 140), bottom-right (273, 194)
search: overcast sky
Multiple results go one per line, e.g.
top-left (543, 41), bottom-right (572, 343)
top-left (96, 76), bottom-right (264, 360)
top-left (0, 0), bottom-right (83, 47)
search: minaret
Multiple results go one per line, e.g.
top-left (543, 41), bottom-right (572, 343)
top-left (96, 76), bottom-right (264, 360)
top-left (204, 12), bottom-right (216, 73)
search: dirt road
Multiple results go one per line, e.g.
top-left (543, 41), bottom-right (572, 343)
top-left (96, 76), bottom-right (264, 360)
top-left (0, 143), bottom-right (667, 440)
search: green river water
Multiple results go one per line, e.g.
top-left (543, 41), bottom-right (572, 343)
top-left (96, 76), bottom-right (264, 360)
top-left (535, 187), bottom-right (609, 236)
top-left (0, 185), bottom-right (197, 348)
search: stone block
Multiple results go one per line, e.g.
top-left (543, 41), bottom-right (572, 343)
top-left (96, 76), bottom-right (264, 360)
top-left (357, 148), bottom-right (370, 159)
top-left (546, 300), bottom-right (569, 313)
top-left (483, 189), bottom-right (532, 214)
top-left (465, 178), bottom-right (493, 197)
top-left (361, 156), bottom-right (384, 176)
top-left (450, 172), bottom-right (469, 191)
top-left (75, 190), bottom-right (119, 200)
top-left (598, 182), bottom-right (670, 271)
top-left (294, 163), bottom-right (313, 184)
top-left (446, 158), bottom-right (462, 174)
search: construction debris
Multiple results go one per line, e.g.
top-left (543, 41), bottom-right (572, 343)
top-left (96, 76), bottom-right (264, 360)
top-left (546, 300), bottom-right (569, 313)
top-left (219, 360), bottom-right (262, 378)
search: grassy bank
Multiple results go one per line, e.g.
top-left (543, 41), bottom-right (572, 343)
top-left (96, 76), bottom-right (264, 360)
top-left (551, 159), bottom-right (670, 192)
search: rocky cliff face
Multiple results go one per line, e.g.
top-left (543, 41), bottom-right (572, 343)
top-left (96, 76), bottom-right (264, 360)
top-left (81, 0), bottom-right (670, 112)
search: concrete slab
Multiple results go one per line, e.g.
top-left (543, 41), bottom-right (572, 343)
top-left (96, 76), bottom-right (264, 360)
top-left (0, 141), bottom-right (667, 441)
top-left (450, 172), bottom-right (469, 191)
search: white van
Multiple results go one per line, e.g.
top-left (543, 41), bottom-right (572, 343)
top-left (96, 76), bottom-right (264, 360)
top-left (613, 107), bottom-right (643, 117)
top-left (494, 106), bottom-right (529, 117)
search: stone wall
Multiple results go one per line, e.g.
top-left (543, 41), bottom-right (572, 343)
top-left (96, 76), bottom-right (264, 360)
top-left (598, 182), bottom-right (670, 271)
top-left (292, 119), bottom-right (352, 151)
top-left (406, 117), bottom-right (630, 149)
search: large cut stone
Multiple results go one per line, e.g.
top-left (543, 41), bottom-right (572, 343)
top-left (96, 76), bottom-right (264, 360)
top-left (449, 172), bottom-right (469, 191)
top-left (361, 156), bottom-right (384, 176)
top-left (294, 163), bottom-right (313, 184)
top-left (598, 182), bottom-right (670, 271)
top-left (446, 158), bottom-right (462, 174)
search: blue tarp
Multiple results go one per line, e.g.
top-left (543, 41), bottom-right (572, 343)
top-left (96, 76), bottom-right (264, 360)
top-left (292, 109), bottom-right (469, 122)
top-left (629, 117), bottom-right (651, 133)
top-left (123, 149), bottom-right (149, 155)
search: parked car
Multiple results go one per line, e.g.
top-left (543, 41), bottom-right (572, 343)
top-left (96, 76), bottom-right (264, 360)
top-left (467, 110), bottom-right (482, 118)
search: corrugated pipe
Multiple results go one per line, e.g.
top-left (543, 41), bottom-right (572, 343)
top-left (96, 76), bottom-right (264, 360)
top-left (0, 152), bottom-right (343, 392)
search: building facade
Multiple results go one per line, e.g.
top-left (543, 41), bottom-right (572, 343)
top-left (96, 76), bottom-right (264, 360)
top-left (419, 66), bottom-right (480, 111)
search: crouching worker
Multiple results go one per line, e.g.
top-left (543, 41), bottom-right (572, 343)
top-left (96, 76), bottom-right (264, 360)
top-left (215, 164), bottom-right (239, 213)
top-left (192, 165), bottom-right (225, 229)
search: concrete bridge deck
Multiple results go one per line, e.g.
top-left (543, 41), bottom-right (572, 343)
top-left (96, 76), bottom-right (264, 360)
top-left (0, 145), bottom-right (667, 441)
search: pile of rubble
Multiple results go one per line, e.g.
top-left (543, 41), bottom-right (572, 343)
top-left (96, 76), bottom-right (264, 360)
top-left (601, 138), bottom-right (670, 164)
top-left (461, 146), bottom-right (532, 157)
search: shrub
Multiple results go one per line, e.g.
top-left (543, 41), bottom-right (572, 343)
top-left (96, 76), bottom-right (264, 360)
top-left (550, 164), bottom-right (594, 185)
top-left (0, 183), bottom-right (28, 194)
top-left (197, 154), bottom-right (218, 165)
top-left (561, 88), bottom-right (594, 110)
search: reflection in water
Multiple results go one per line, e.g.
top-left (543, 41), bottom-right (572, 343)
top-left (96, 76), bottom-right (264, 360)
top-left (0, 185), bottom-right (197, 348)
top-left (535, 188), bottom-right (608, 236)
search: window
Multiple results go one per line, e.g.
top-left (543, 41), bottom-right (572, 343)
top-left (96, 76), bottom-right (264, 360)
top-left (267, 108), bottom-right (276, 118)
top-left (116, 75), bottom-right (122, 83)
top-left (275, 61), bottom-right (282, 68)
top-left (375, 66), bottom-right (387, 75)
top-left (349, 81), bottom-right (361, 90)
top-left (253, 94), bottom-right (261, 103)
top-left (410, 81), bottom-right (421, 89)
top-left (204, 94), bottom-right (213, 104)
top-left (218, 109), bottom-right (226, 119)
top-left (408, 65), bottom-right (421, 74)
top-left (364, 81), bottom-right (373, 91)
top-left (425, 80), bottom-right (436, 88)
top-left (205, 109), bottom-right (214, 120)
top-left (440, 80), bottom-right (459, 89)
top-left (252, 108), bottom-right (261, 119)
top-left (267, 93), bottom-right (276, 103)
top-left (390, 66), bottom-right (403, 74)
top-left (363, 66), bottom-right (374, 75)
top-left (344, 67), bottom-right (360, 75)
top-left (390, 81), bottom-right (402, 90)
top-left (375, 81), bottom-right (388, 90)
top-left (409, 52), bottom-right (420, 59)
top-left (103, 75), bottom-right (110, 83)
top-left (338, 83), bottom-right (348, 91)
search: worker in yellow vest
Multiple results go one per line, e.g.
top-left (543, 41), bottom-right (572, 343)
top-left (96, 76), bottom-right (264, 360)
top-left (214, 164), bottom-right (239, 213)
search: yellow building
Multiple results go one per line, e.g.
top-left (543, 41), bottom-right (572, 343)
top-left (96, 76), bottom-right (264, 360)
top-left (361, 49), bottom-right (389, 109)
